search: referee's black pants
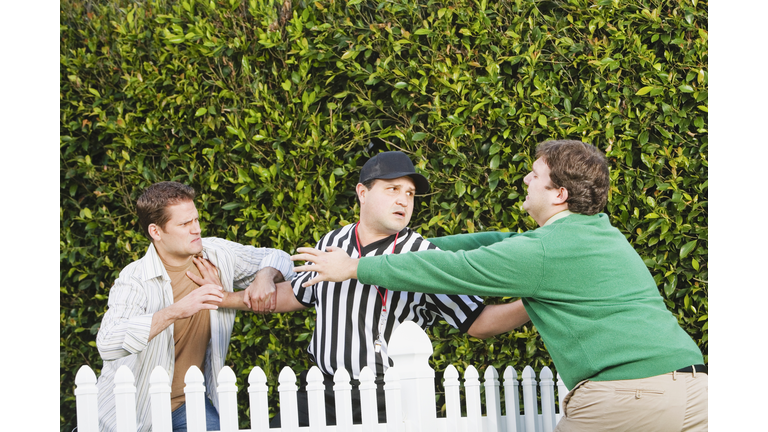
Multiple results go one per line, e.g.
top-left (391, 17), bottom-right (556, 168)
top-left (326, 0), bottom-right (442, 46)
top-left (269, 370), bottom-right (387, 427)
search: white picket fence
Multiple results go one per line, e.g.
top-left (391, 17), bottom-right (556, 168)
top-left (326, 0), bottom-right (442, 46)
top-left (75, 322), bottom-right (569, 432)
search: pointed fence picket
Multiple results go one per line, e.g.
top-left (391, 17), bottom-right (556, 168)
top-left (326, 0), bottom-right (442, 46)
top-left (75, 322), bottom-right (569, 432)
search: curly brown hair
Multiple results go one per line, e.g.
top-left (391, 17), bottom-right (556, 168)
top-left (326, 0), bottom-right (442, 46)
top-left (136, 181), bottom-right (196, 239)
top-left (535, 140), bottom-right (609, 215)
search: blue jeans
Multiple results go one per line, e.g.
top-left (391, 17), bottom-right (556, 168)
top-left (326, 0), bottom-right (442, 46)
top-left (171, 398), bottom-right (220, 432)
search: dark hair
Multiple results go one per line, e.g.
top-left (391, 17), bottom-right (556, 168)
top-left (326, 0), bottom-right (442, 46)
top-left (356, 178), bottom-right (378, 203)
top-left (136, 181), bottom-right (196, 239)
top-left (535, 140), bottom-right (609, 215)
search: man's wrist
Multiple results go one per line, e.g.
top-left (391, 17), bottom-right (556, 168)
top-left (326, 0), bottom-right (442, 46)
top-left (162, 303), bottom-right (181, 322)
top-left (350, 258), bottom-right (360, 281)
top-left (150, 305), bottom-right (179, 340)
top-left (221, 290), bottom-right (248, 310)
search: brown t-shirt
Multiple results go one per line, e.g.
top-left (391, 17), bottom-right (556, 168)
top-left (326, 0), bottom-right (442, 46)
top-left (163, 258), bottom-right (212, 411)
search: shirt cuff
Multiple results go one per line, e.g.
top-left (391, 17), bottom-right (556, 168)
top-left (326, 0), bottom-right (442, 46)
top-left (121, 313), bottom-right (154, 354)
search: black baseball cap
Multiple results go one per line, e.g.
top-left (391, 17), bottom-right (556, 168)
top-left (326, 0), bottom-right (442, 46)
top-left (359, 151), bottom-right (430, 194)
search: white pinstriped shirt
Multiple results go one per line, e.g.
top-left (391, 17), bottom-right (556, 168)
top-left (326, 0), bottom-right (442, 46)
top-left (95, 237), bottom-right (295, 432)
top-left (293, 224), bottom-right (485, 379)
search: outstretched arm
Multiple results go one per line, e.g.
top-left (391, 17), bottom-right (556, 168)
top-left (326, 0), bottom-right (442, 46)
top-left (467, 299), bottom-right (530, 339)
top-left (293, 232), bottom-right (543, 300)
top-left (427, 231), bottom-right (516, 252)
top-left (244, 280), bottom-right (307, 313)
top-left (187, 256), bottom-right (250, 311)
top-left (187, 252), bottom-right (297, 313)
top-left (241, 267), bottom-right (289, 312)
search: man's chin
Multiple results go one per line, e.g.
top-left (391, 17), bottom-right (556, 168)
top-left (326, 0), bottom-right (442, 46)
top-left (190, 242), bottom-right (204, 254)
top-left (386, 223), bottom-right (408, 234)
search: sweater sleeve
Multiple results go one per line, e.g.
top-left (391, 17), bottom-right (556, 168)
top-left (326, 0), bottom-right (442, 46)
top-left (357, 233), bottom-right (544, 298)
top-left (426, 231), bottom-right (517, 252)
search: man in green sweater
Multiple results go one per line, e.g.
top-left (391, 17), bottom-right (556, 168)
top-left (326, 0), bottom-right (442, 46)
top-left (291, 140), bottom-right (707, 431)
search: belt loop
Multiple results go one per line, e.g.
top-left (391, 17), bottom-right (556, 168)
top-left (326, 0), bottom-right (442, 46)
top-left (672, 370), bottom-right (677, 381)
top-left (692, 364), bottom-right (697, 378)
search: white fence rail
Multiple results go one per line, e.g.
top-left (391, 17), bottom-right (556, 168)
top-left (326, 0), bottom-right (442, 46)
top-left (75, 322), bottom-right (569, 432)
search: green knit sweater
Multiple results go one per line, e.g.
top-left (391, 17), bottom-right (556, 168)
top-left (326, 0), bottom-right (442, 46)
top-left (357, 213), bottom-right (704, 389)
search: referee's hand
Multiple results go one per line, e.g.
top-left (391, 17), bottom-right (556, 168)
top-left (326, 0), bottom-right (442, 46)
top-left (291, 246), bottom-right (359, 287)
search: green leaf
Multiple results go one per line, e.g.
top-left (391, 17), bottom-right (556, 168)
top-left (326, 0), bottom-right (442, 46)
top-left (680, 240), bottom-right (697, 259)
top-left (635, 86), bottom-right (654, 95)
top-left (490, 155), bottom-right (500, 170)
top-left (663, 276), bottom-right (677, 297)
top-left (455, 181), bottom-right (466, 198)
top-left (638, 130), bottom-right (649, 146)
top-left (195, 107), bottom-right (207, 117)
top-left (394, 82), bottom-right (408, 89)
top-left (222, 202), bottom-right (242, 210)
top-left (412, 132), bottom-right (429, 141)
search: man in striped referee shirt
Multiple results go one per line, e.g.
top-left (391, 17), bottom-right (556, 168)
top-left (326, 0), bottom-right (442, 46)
top-left (245, 151), bottom-right (530, 426)
top-left (95, 181), bottom-right (295, 432)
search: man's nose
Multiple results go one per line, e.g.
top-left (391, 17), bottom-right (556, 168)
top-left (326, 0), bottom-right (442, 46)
top-left (396, 192), bottom-right (409, 206)
top-left (523, 172), bottom-right (532, 185)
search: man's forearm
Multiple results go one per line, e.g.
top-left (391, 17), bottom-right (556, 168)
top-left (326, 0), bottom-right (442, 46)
top-left (467, 300), bottom-right (530, 339)
top-left (148, 305), bottom-right (180, 341)
top-left (220, 290), bottom-right (250, 311)
top-left (271, 281), bottom-right (307, 313)
top-left (427, 231), bottom-right (515, 252)
top-left (148, 285), bottom-right (224, 339)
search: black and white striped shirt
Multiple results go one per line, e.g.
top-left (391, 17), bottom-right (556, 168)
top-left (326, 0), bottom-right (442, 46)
top-left (293, 223), bottom-right (485, 379)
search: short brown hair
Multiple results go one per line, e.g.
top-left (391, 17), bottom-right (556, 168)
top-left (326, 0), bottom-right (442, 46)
top-left (136, 181), bottom-right (196, 239)
top-left (535, 140), bottom-right (609, 215)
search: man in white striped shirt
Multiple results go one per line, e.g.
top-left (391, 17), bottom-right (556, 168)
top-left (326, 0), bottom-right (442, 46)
top-left (246, 152), bottom-right (530, 426)
top-left (95, 181), bottom-right (295, 432)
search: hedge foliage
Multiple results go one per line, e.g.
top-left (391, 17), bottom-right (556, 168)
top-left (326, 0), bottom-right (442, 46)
top-left (60, 0), bottom-right (707, 429)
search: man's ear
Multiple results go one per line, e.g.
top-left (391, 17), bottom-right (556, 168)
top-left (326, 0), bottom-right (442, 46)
top-left (554, 187), bottom-right (569, 205)
top-left (356, 183), bottom-right (367, 204)
top-left (148, 224), bottom-right (163, 242)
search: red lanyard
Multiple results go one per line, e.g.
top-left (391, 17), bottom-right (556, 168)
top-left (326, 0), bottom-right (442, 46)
top-left (354, 223), bottom-right (398, 312)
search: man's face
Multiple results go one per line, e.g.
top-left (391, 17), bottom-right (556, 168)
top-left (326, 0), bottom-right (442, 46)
top-left (522, 158), bottom-right (561, 225)
top-left (359, 176), bottom-right (416, 236)
top-left (152, 200), bottom-right (203, 265)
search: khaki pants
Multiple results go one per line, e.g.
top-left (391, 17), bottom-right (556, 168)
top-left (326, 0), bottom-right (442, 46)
top-left (555, 371), bottom-right (708, 432)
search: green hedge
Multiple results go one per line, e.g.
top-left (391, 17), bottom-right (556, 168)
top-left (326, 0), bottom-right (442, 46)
top-left (60, 0), bottom-right (707, 430)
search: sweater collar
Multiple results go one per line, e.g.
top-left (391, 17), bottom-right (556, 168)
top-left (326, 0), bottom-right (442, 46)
top-left (543, 209), bottom-right (574, 226)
